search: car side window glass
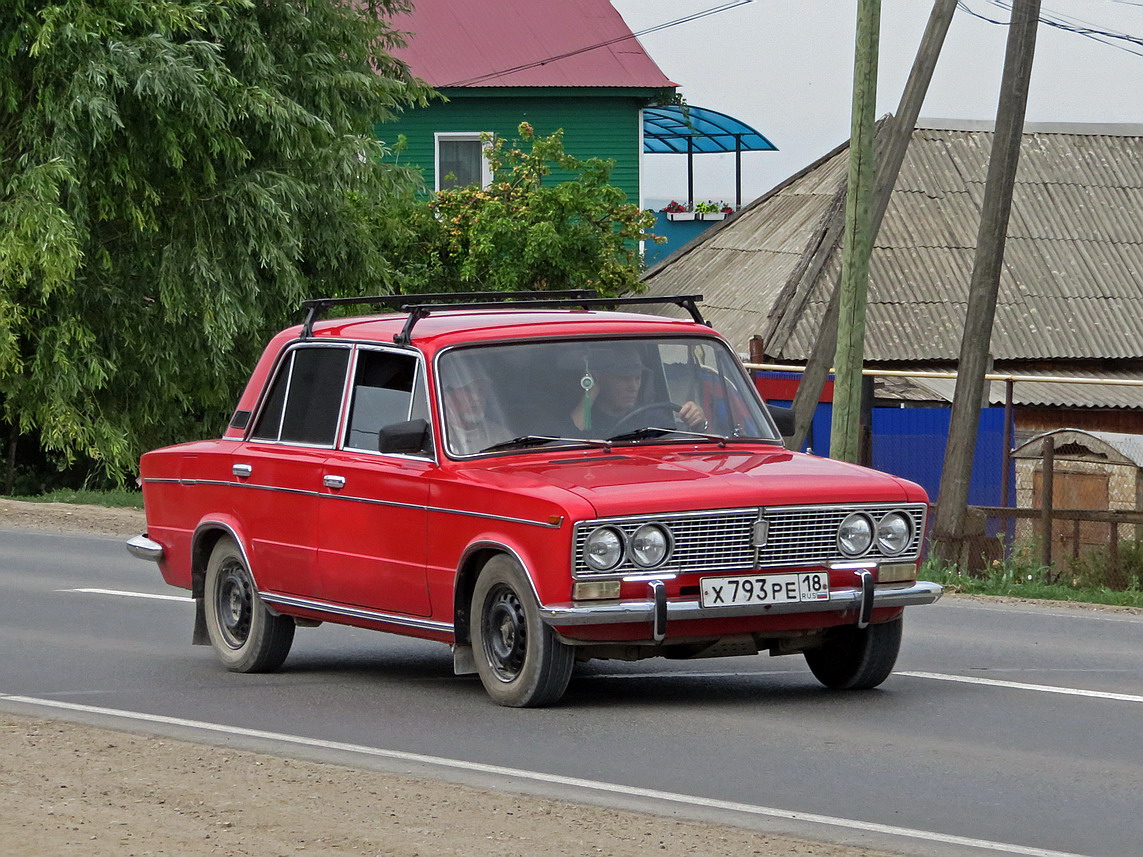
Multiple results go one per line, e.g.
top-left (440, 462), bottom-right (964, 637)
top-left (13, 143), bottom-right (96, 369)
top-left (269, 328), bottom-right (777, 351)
top-left (249, 347), bottom-right (350, 445)
top-left (249, 353), bottom-right (292, 441)
top-left (345, 350), bottom-right (420, 452)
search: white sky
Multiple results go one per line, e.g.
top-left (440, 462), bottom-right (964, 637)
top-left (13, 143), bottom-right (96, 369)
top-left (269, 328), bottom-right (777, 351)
top-left (611, 0), bottom-right (1143, 209)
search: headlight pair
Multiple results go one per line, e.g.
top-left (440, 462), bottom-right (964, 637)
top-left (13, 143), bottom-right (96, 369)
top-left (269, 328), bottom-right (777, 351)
top-left (583, 523), bottom-right (671, 571)
top-left (837, 510), bottom-right (914, 557)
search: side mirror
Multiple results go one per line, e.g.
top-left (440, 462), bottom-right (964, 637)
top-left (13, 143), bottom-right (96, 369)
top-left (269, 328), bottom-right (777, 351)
top-left (768, 405), bottom-right (795, 437)
top-left (379, 418), bottom-right (431, 455)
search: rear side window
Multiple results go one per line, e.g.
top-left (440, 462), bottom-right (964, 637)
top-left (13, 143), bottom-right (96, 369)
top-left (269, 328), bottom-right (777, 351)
top-left (249, 346), bottom-right (350, 445)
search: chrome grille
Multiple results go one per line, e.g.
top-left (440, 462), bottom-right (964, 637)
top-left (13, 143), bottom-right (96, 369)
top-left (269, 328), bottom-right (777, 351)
top-left (758, 504), bottom-right (926, 568)
top-left (573, 508), bottom-right (758, 577)
top-left (572, 503), bottom-right (926, 577)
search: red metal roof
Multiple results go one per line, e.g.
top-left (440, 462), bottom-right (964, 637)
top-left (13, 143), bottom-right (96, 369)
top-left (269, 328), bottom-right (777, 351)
top-left (390, 0), bottom-right (676, 90)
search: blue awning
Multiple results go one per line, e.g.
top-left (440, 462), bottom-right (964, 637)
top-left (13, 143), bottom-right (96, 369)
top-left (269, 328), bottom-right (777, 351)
top-left (643, 105), bottom-right (777, 154)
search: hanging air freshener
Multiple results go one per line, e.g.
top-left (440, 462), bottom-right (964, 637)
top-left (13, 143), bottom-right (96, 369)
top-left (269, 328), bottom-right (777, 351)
top-left (580, 365), bottom-right (595, 431)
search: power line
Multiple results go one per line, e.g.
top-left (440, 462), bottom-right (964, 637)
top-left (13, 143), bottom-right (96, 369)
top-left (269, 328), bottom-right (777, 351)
top-left (442, 0), bottom-right (754, 88)
top-left (958, 0), bottom-right (1143, 57)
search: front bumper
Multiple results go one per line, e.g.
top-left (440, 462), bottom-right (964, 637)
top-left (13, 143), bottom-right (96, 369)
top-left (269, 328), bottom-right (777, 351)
top-left (539, 578), bottom-right (942, 640)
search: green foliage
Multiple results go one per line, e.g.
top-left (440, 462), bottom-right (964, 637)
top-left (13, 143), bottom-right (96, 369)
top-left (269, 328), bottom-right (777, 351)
top-left (386, 122), bottom-right (662, 296)
top-left (1, 0), bottom-right (430, 480)
top-left (921, 541), bottom-right (1143, 609)
top-left (6, 487), bottom-right (144, 509)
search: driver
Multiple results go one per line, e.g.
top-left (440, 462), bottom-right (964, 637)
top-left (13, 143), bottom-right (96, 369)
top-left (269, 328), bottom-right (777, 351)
top-left (566, 344), bottom-right (706, 438)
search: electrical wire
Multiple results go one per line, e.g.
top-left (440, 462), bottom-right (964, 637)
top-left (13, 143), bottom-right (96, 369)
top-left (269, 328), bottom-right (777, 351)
top-left (957, 0), bottom-right (1143, 58)
top-left (442, 0), bottom-right (755, 88)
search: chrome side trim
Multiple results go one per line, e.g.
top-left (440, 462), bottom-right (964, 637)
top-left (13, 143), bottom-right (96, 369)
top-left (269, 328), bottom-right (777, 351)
top-left (141, 477), bottom-right (561, 528)
top-left (126, 535), bottom-right (164, 562)
top-left (259, 592), bottom-right (454, 634)
top-left (538, 581), bottom-right (943, 627)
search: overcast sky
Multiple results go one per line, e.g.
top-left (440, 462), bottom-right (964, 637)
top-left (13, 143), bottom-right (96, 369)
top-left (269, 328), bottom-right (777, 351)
top-left (611, 0), bottom-right (1143, 208)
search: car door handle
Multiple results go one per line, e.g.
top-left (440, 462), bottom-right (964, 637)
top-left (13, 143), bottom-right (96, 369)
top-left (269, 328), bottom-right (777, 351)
top-left (323, 474), bottom-right (346, 489)
top-left (232, 463), bottom-right (252, 478)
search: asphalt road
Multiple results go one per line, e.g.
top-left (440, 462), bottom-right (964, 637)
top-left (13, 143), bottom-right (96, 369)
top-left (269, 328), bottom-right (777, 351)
top-left (2, 528), bottom-right (1141, 857)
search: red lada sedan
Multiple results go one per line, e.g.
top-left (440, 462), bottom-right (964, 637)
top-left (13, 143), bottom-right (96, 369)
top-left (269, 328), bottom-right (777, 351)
top-left (128, 292), bottom-right (941, 707)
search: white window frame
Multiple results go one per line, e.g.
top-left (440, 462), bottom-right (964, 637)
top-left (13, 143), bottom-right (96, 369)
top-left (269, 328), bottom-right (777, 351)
top-left (434, 132), bottom-right (493, 191)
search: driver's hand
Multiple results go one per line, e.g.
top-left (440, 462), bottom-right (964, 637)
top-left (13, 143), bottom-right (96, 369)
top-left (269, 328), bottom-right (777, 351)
top-left (679, 401), bottom-right (707, 430)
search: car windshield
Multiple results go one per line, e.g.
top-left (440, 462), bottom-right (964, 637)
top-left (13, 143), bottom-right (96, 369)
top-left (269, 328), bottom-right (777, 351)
top-left (437, 337), bottom-right (780, 456)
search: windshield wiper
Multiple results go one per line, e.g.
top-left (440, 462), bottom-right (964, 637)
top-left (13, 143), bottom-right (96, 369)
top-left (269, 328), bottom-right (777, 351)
top-left (607, 426), bottom-right (730, 447)
top-left (478, 435), bottom-right (613, 453)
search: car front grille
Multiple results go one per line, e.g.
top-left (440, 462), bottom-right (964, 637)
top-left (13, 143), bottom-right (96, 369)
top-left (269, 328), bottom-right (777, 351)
top-left (572, 503), bottom-right (926, 577)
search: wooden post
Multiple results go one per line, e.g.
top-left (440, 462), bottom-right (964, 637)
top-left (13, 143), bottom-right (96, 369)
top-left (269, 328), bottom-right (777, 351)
top-left (1001, 378), bottom-right (1014, 507)
top-left (1041, 435), bottom-right (1054, 572)
top-left (933, 0), bottom-right (1041, 559)
top-left (787, 0), bottom-right (957, 452)
top-left (830, 0), bottom-right (881, 463)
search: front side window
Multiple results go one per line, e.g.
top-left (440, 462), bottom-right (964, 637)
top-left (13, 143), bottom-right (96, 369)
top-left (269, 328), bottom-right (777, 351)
top-left (436, 337), bottom-right (779, 457)
top-left (345, 349), bottom-right (428, 453)
top-left (435, 132), bottom-right (492, 191)
top-left (249, 346), bottom-right (351, 445)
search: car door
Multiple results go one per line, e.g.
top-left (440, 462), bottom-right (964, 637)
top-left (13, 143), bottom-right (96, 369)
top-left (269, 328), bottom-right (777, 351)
top-left (316, 346), bottom-right (433, 617)
top-left (237, 343), bottom-right (351, 597)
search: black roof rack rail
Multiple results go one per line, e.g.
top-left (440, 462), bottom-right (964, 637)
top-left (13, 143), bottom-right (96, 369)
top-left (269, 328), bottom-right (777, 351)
top-left (299, 290), bottom-right (598, 338)
top-left (298, 290), bottom-right (708, 343)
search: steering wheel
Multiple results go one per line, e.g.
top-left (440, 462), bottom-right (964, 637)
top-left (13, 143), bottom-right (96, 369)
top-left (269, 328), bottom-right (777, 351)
top-left (607, 401), bottom-right (683, 436)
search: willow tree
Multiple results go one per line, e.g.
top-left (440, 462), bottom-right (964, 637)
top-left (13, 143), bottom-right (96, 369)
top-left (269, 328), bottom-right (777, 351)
top-left (0, 0), bottom-right (428, 486)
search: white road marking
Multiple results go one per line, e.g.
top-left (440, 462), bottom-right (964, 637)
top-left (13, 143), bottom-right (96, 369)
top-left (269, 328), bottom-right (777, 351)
top-left (0, 693), bottom-right (1091, 857)
top-left (896, 671), bottom-right (1143, 704)
top-left (59, 588), bottom-right (191, 603)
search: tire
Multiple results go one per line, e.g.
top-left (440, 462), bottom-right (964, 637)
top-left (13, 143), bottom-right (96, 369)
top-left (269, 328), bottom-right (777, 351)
top-left (804, 616), bottom-right (903, 690)
top-left (203, 537), bottom-right (294, 673)
top-left (471, 555), bottom-right (573, 707)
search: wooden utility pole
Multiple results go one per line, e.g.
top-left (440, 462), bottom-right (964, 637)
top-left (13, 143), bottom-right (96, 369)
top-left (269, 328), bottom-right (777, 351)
top-left (789, 0), bottom-right (957, 451)
top-left (830, 0), bottom-right (880, 463)
top-left (932, 0), bottom-right (1041, 558)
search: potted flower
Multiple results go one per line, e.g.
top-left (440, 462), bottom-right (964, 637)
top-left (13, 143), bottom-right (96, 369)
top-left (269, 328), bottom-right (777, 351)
top-left (695, 201), bottom-right (728, 221)
top-left (663, 200), bottom-right (695, 221)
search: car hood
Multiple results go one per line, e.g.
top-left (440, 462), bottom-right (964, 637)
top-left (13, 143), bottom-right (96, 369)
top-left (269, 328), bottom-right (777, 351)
top-left (476, 444), bottom-right (924, 518)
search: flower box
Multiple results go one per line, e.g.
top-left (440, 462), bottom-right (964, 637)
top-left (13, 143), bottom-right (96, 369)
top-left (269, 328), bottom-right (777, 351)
top-left (699, 212), bottom-right (727, 221)
top-left (666, 212), bottom-right (696, 222)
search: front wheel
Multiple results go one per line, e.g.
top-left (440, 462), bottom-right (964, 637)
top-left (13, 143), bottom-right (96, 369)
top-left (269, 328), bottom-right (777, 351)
top-left (471, 555), bottom-right (573, 707)
top-left (203, 537), bottom-right (294, 673)
top-left (804, 617), bottom-right (902, 690)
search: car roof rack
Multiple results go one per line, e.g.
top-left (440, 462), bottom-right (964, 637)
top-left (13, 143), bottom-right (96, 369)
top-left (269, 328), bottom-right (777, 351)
top-left (299, 291), bottom-right (708, 344)
top-left (299, 290), bottom-right (597, 339)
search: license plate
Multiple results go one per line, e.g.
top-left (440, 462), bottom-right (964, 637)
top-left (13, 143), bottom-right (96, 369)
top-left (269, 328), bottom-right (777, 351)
top-left (700, 572), bottom-right (831, 607)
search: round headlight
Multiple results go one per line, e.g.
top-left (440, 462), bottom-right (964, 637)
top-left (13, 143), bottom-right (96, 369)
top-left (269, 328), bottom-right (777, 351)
top-left (876, 511), bottom-right (913, 555)
top-left (584, 527), bottom-right (625, 571)
top-left (629, 524), bottom-right (670, 568)
top-left (837, 512), bottom-right (874, 557)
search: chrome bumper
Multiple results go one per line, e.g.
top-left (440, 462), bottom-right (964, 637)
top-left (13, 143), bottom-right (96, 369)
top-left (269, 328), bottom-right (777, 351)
top-left (539, 580), bottom-right (943, 631)
top-left (126, 534), bottom-right (164, 562)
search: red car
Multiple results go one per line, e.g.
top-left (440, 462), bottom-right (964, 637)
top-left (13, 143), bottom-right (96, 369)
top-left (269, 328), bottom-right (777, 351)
top-left (128, 292), bottom-right (941, 707)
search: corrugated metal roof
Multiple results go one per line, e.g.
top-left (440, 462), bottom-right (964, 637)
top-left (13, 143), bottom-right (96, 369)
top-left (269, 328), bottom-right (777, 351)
top-left (641, 125), bottom-right (1143, 371)
top-left (1012, 429), bottom-right (1143, 467)
top-left (883, 367), bottom-right (1143, 410)
top-left (391, 0), bottom-right (675, 90)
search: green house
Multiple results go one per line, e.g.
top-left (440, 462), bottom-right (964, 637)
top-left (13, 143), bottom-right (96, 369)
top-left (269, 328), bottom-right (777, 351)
top-left (385, 0), bottom-right (676, 205)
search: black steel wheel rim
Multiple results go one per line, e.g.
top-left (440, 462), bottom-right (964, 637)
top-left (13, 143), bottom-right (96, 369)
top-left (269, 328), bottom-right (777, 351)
top-left (482, 583), bottom-right (527, 682)
top-left (216, 560), bottom-right (253, 649)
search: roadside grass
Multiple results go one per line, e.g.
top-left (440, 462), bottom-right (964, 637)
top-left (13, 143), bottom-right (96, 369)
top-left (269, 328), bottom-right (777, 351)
top-left (921, 538), bottom-right (1143, 609)
top-left (4, 488), bottom-right (144, 509)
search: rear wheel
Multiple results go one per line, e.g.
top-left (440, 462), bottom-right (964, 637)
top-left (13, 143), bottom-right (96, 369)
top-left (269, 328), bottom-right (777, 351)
top-left (804, 617), bottom-right (902, 690)
top-left (204, 537), bottom-right (294, 673)
top-left (471, 555), bottom-right (573, 707)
